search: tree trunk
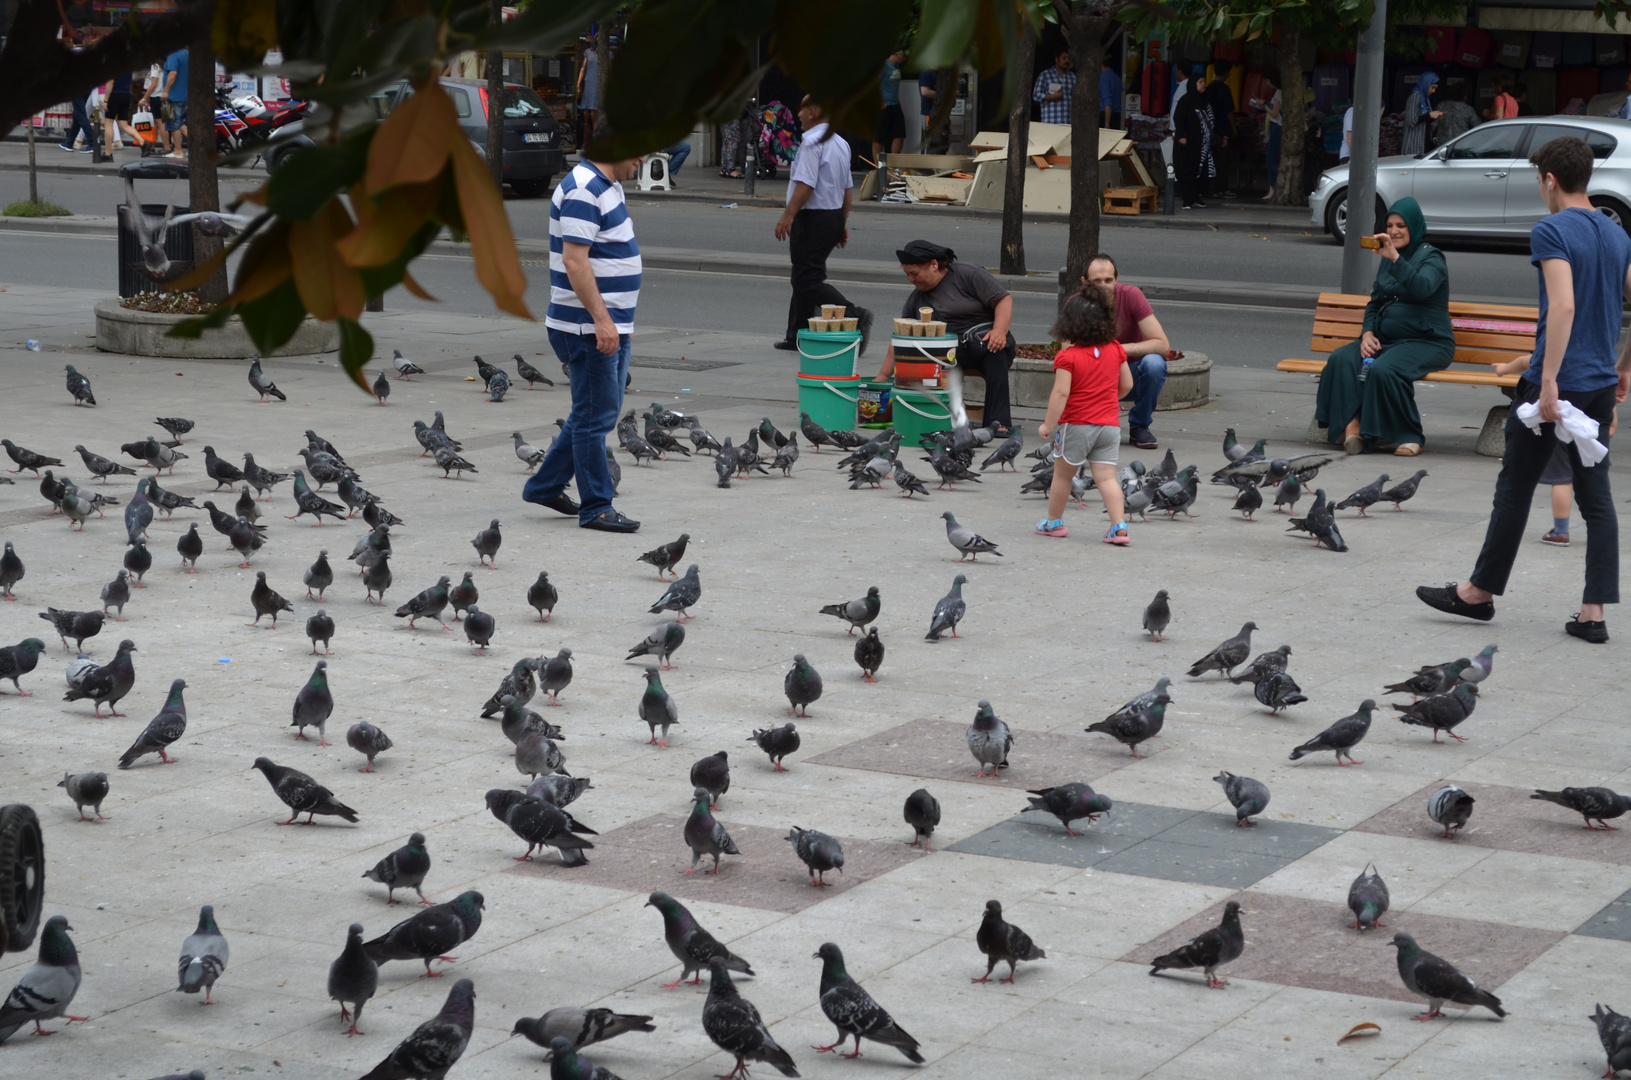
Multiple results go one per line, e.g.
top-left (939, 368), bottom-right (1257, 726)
top-left (1063, 10), bottom-right (1108, 284)
top-left (485, 0), bottom-right (504, 186)
top-left (27, 117), bottom-right (37, 204)
top-left (596, 27), bottom-right (611, 119)
top-left (1271, 21), bottom-right (1307, 207)
top-left (186, 34), bottom-right (226, 304)
top-left (1000, 28), bottom-right (1036, 276)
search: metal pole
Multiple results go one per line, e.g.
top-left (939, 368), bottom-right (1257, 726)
top-left (743, 39), bottom-right (758, 198)
top-left (1341, 0), bottom-right (1387, 295)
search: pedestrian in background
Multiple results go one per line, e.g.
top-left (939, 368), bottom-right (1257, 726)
top-left (1032, 49), bottom-right (1076, 126)
top-left (1400, 70), bottom-right (1439, 157)
top-left (873, 48), bottom-right (906, 161)
top-left (576, 36), bottom-right (600, 142)
top-left (1432, 82), bottom-right (1479, 146)
top-left (1203, 60), bottom-right (1237, 198)
top-left (160, 47), bottom-right (189, 159)
top-left (1254, 74), bottom-right (1281, 199)
top-left (101, 70), bottom-right (135, 152)
top-left (1171, 71), bottom-right (1215, 209)
top-left (1099, 55), bottom-right (1123, 128)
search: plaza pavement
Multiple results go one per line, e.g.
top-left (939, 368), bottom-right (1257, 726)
top-left (1, 281), bottom-right (1629, 1080)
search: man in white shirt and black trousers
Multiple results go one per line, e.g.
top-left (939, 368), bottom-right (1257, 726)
top-left (773, 96), bottom-right (874, 354)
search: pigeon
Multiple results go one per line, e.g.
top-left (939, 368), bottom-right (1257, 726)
top-left (287, 660), bottom-right (335, 745)
top-left (125, 479), bottom-right (155, 540)
top-left (351, 525), bottom-right (392, 574)
top-left (360, 977), bottom-right (475, 1080)
top-left (118, 678), bottom-right (188, 768)
top-left (1286, 489), bottom-right (1348, 552)
top-left (788, 826), bottom-right (844, 886)
top-left (253, 755), bottom-right (359, 824)
top-left (363, 497), bottom-right (405, 529)
top-left (485, 789), bottom-right (595, 864)
top-left (683, 786), bottom-right (739, 875)
top-left (0, 542), bottom-right (23, 599)
top-left (233, 484), bottom-right (260, 525)
top-left (364, 834), bottom-right (432, 905)
top-left (306, 609), bottom-right (335, 656)
top-left (512, 353), bottom-right (553, 389)
top-left (1428, 784), bottom-right (1476, 838)
top-left (973, 899), bottom-right (1045, 983)
top-left (75, 443), bottom-right (136, 483)
top-left (514, 731), bottom-right (568, 779)
top-left (62, 638), bottom-right (136, 715)
top-left (756, 416), bottom-right (789, 448)
top-left (227, 515), bottom-right (263, 567)
top-left (1271, 473), bottom-right (1303, 513)
top-left (1214, 771), bottom-right (1270, 826)
top-left (639, 666), bottom-right (679, 746)
top-left (1394, 683), bottom-right (1479, 743)
top-left (65, 653), bottom-right (98, 694)
top-left (1531, 787), bottom-right (1631, 830)
top-left (392, 349), bottom-right (425, 379)
top-left (1227, 645), bottom-right (1292, 686)
top-left (335, 476), bottom-right (380, 518)
top-left (303, 549), bottom-right (334, 600)
top-left (966, 699), bottom-right (1014, 777)
top-left (1149, 900), bottom-right (1244, 989)
top-left (1337, 474), bottom-right (1391, 517)
top-left (242, 453), bottom-right (288, 500)
top-left (513, 1009), bottom-right (653, 1058)
top-left (691, 751), bottom-right (731, 807)
top-left (1232, 484), bottom-right (1262, 519)
top-left (449, 571), bottom-right (478, 620)
top-left (853, 626), bottom-right (884, 681)
top-left (1388, 932), bottom-right (1506, 1020)
top-left (889, 459), bottom-right (930, 497)
top-left (364, 891), bottom-right (484, 975)
top-left (715, 439), bottom-right (737, 487)
top-left (154, 416), bottom-right (194, 441)
top-left (941, 511), bottom-right (1003, 561)
top-left (413, 419), bottom-right (457, 456)
top-left (2, 440), bottom-right (64, 475)
top-left (799, 412), bottom-right (835, 452)
top-left (287, 469), bottom-right (346, 525)
top-left (904, 788), bottom-right (940, 850)
top-left (1022, 783), bottom-right (1112, 835)
top-left (364, 553), bottom-right (396, 606)
top-left (627, 621), bottom-right (685, 669)
top-left (649, 564), bottom-right (701, 619)
top-left (1290, 700), bottom-right (1375, 765)
top-left (200, 445), bottom-right (244, 490)
top-left (1142, 589), bottom-right (1171, 641)
top-left (1591, 1004), bottom-right (1631, 1078)
top-left (1379, 468), bottom-right (1428, 510)
top-left (784, 653), bottom-right (822, 716)
top-left (481, 657), bottom-right (539, 717)
top-left (511, 431), bottom-right (545, 472)
top-left (541, 1037), bottom-right (628, 1079)
top-left (0, 915), bottom-right (84, 1041)
top-left (0, 637), bottom-right (45, 695)
top-left (1222, 428), bottom-right (1251, 463)
top-left (1254, 669), bottom-right (1307, 714)
top-left (58, 770), bottom-right (110, 821)
top-left (1187, 621), bottom-right (1257, 678)
top-left (328, 923), bottom-right (379, 1036)
top-left (637, 534), bottom-right (691, 580)
top-left (141, 437), bottom-right (187, 474)
top-left (537, 647), bottom-right (573, 704)
top-left (396, 576), bottom-right (453, 630)
top-left (486, 368), bottom-right (511, 402)
top-left (463, 605), bottom-right (495, 652)
top-left (299, 443), bottom-right (351, 483)
top-left (39, 607), bottom-right (104, 652)
top-left (146, 476), bottom-right (198, 519)
top-left (247, 357), bottom-right (285, 401)
top-left (1452, 644), bottom-right (1500, 686)
top-left (749, 723), bottom-right (799, 772)
top-left (926, 573), bottom-right (968, 641)
top-left (471, 519), bottom-right (502, 568)
top-left (526, 571), bottom-right (559, 622)
top-left (64, 364), bottom-right (95, 406)
top-left (981, 432), bottom-right (1023, 472)
top-left (702, 960), bottom-right (800, 1078)
top-left (1212, 452), bottom-right (1334, 488)
top-left (501, 692), bottom-right (565, 746)
top-left (472, 354), bottom-right (502, 386)
top-left (646, 890), bottom-right (754, 988)
top-left (771, 432), bottom-right (801, 475)
top-left (812, 942), bottom-right (923, 1062)
top-left (689, 420), bottom-right (726, 455)
top-left (827, 427), bottom-right (869, 450)
top-left (249, 571), bottom-right (294, 628)
top-left (176, 904), bottom-right (229, 1004)
top-left (1348, 863), bottom-right (1390, 931)
top-left (434, 444), bottom-right (479, 478)
top-left (176, 523), bottom-right (203, 571)
top-left (347, 721), bottom-right (393, 772)
top-left (819, 586), bottom-right (879, 635)
top-left (1087, 692), bottom-right (1167, 758)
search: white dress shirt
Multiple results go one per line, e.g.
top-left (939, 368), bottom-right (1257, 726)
top-left (787, 122), bottom-right (852, 211)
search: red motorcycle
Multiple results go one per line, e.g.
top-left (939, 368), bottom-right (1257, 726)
top-left (215, 88), bottom-right (308, 160)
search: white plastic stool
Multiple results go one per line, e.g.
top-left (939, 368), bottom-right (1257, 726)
top-left (636, 153), bottom-right (672, 192)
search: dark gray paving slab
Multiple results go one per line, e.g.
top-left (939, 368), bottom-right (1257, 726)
top-left (1575, 888), bottom-right (1631, 942)
top-left (1153, 810), bottom-right (1343, 859)
top-left (1096, 838), bottom-right (1299, 890)
top-left (945, 817), bottom-right (1132, 868)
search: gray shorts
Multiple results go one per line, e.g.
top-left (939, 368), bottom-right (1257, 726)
top-left (1056, 422), bottom-right (1120, 466)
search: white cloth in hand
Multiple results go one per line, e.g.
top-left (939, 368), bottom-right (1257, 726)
top-left (1515, 399), bottom-right (1608, 466)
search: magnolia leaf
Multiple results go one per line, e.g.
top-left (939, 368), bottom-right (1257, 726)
top-left (914, 0), bottom-right (982, 68)
top-left (267, 138), bottom-right (371, 221)
top-left (166, 303), bottom-right (236, 340)
top-left (399, 270), bottom-right (436, 301)
top-left (336, 317), bottom-right (376, 390)
top-left (448, 135), bottom-right (531, 319)
top-left (1337, 1022), bottom-right (1380, 1044)
top-left (289, 200), bottom-right (366, 320)
top-left (228, 221), bottom-right (296, 306)
top-left (355, 218), bottom-right (442, 299)
top-left (337, 176), bottom-right (443, 267)
top-left (366, 78), bottom-right (458, 195)
top-left (214, 0), bottom-right (280, 71)
top-left (238, 277), bottom-right (308, 355)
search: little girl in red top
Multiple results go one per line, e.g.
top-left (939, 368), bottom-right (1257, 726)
top-left (1037, 287), bottom-right (1133, 543)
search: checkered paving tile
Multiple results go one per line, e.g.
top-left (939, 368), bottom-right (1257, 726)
top-left (1353, 780), bottom-right (1631, 865)
top-left (807, 717), bottom-right (1150, 788)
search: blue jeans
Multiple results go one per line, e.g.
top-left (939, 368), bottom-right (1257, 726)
top-left (63, 95), bottom-right (95, 147)
top-left (1265, 123), bottom-right (1281, 188)
top-left (523, 328), bottom-right (630, 523)
top-left (1124, 353), bottom-right (1167, 431)
top-left (665, 141), bottom-right (691, 176)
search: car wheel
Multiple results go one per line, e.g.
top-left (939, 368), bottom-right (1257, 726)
top-left (0, 805), bottom-right (45, 955)
top-left (1324, 189), bottom-right (1389, 245)
top-left (1591, 195), bottom-right (1631, 236)
top-left (508, 177), bottom-right (551, 199)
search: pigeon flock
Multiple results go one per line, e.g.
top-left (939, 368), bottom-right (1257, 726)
top-left (1, 357), bottom-right (1623, 1079)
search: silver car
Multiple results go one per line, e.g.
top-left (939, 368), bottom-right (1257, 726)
top-left (1310, 116), bottom-right (1631, 242)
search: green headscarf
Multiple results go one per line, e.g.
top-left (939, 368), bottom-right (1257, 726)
top-left (1387, 196), bottom-right (1428, 257)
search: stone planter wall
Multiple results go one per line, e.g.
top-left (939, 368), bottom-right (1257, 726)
top-left (1008, 350), bottom-right (1212, 411)
top-left (95, 300), bottom-right (339, 359)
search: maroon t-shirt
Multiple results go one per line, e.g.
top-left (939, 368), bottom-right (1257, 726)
top-left (1113, 283), bottom-right (1154, 347)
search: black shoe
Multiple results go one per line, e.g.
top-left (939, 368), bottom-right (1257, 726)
top-left (1565, 614), bottom-right (1609, 643)
top-left (1415, 582), bottom-right (1495, 622)
top-left (1130, 427), bottom-right (1158, 450)
top-left (582, 508), bottom-right (640, 533)
top-left (1192, 198), bottom-right (1208, 207)
top-left (854, 307), bottom-right (875, 357)
top-left (524, 491), bottom-right (579, 516)
top-left (772, 339), bottom-right (797, 351)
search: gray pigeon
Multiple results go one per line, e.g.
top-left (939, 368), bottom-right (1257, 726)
top-left (487, 368), bottom-right (511, 402)
top-left (527, 571), bottom-right (559, 622)
top-left (514, 731), bottom-right (568, 779)
top-left (306, 609), bottom-right (335, 656)
top-left (636, 534), bottom-right (690, 580)
top-left (541, 648), bottom-right (573, 705)
top-left (124, 539), bottom-right (152, 586)
top-left (512, 431), bottom-right (545, 472)
top-left (784, 653), bottom-right (822, 716)
top-left (359, 977), bottom-right (475, 1080)
top-left (683, 786), bottom-right (739, 875)
top-left (177, 904), bottom-right (229, 1004)
top-left (363, 833), bottom-right (432, 905)
top-left (347, 721), bottom-right (394, 772)
top-left (449, 571), bottom-right (478, 619)
top-left (463, 605), bottom-right (495, 651)
top-left (974, 899), bottom-right (1045, 983)
top-left (1254, 669), bottom-right (1307, 714)
top-left (396, 575), bottom-right (453, 630)
top-left (1290, 700), bottom-right (1374, 765)
top-left (904, 788), bottom-right (940, 850)
top-left (392, 349), bottom-right (425, 379)
top-left (75, 443), bottom-right (135, 482)
top-left (1530, 786), bottom-right (1631, 830)
top-left (702, 960), bottom-right (800, 1078)
top-left (638, 666), bottom-right (679, 746)
top-left (1428, 784), bottom-right (1475, 838)
top-left (372, 369), bottom-right (392, 404)
top-left (252, 756), bottom-right (359, 824)
top-left (1348, 862), bottom-right (1390, 930)
top-left (482, 656), bottom-right (538, 716)
top-left (1459, 644), bottom-right (1498, 684)
top-left (512, 1009), bottom-right (654, 1058)
top-left (1149, 900), bottom-right (1244, 988)
top-left (1021, 783), bottom-right (1112, 835)
top-left (0, 637), bottom-right (46, 695)
top-left (646, 890), bottom-right (754, 987)
top-left (854, 626), bottom-right (884, 681)
top-left (61, 637), bottom-right (136, 716)
top-left (328, 922), bottom-right (379, 1035)
top-left (1187, 621), bottom-right (1257, 678)
top-left (1379, 469), bottom-right (1427, 510)
top-left (472, 519), bottom-right (502, 568)
top-left (1105, 677), bottom-right (1174, 725)
top-left (1387, 932), bottom-right (1505, 1020)
top-left (1228, 645), bottom-right (1292, 686)
top-left (1214, 771), bottom-right (1270, 826)
top-left (291, 660), bottom-right (334, 745)
top-left (500, 695), bottom-right (564, 747)
top-left (1336, 473), bottom-right (1390, 517)
top-left (966, 699), bottom-right (1013, 777)
top-left (1142, 589), bottom-right (1170, 641)
top-left (1393, 683), bottom-right (1478, 743)
top-left (0, 541), bottom-right (22, 599)
top-left (749, 723), bottom-right (800, 772)
top-left (627, 621), bottom-right (685, 669)
top-left (1591, 1004), bottom-right (1631, 1078)
top-left (0, 915), bottom-right (83, 1041)
top-left (119, 678), bottom-right (188, 768)
top-left (58, 771), bottom-right (110, 821)
top-left (941, 511), bottom-right (1003, 561)
top-left (649, 564), bottom-right (701, 619)
top-left (819, 585), bottom-right (880, 635)
top-left (1086, 694), bottom-right (1167, 758)
top-left (485, 789), bottom-right (595, 865)
top-left (787, 825), bottom-right (844, 886)
top-left (304, 549), bottom-right (334, 599)
top-left (690, 751), bottom-right (731, 807)
top-left (980, 432), bottom-right (1023, 472)
top-left (926, 573), bottom-right (968, 641)
top-left (363, 891), bottom-right (483, 975)
top-left (247, 358), bottom-right (285, 402)
top-left (526, 774), bottom-right (593, 808)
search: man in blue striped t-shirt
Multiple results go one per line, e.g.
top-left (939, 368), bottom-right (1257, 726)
top-left (523, 120), bottom-right (644, 533)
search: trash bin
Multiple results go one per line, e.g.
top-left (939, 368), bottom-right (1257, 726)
top-left (116, 159), bottom-right (193, 298)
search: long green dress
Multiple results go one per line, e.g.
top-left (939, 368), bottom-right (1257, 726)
top-left (1315, 197), bottom-right (1455, 448)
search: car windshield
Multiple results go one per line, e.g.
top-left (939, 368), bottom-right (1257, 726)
top-left (502, 88), bottom-right (546, 118)
top-left (1528, 123), bottom-right (1616, 160)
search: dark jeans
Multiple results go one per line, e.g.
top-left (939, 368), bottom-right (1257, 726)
top-left (1123, 353), bottom-right (1168, 431)
top-left (1265, 123), bottom-right (1282, 187)
top-left (783, 208), bottom-right (856, 342)
top-left (63, 95), bottom-right (95, 147)
top-left (1470, 380), bottom-right (1619, 605)
top-left (523, 328), bottom-right (630, 524)
top-left (955, 334), bottom-right (1015, 428)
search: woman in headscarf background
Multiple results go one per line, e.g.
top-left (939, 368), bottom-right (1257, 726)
top-left (1171, 71), bottom-right (1215, 209)
top-left (1315, 197), bottom-right (1453, 457)
top-left (1401, 71), bottom-right (1441, 157)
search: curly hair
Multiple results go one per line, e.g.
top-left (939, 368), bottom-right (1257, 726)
top-left (1049, 287), bottom-right (1118, 347)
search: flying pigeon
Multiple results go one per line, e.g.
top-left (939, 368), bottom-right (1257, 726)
top-left (1021, 783), bottom-right (1112, 835)
top-left (683, 786), bottom-right (739, 875)
top-left (118, 678), bottom-right (188, 768)
top-left (646, 890), bottom-right (753, 988)
top-left (176, 904), bottom-right (229, 1004)
top-left (787, 826), bottom-right (844, 886)
top-left (973, 899), bottom-right (1045, 983)
top-left (1187, 621), bottom-right (1257, 678)
top-left (812, 942), bottom-right (924, 1062)
top-left (1428, 784), bottom-right (1475, 839)
top-left (1348, 863), bottom-right (1390, 931)
top-left (360, 977), bottom-right (475, 1080)
top-left (252, 756), bottom-right (359, 824)
top-left (702, 960), bottom-right (800, 1078)
top-left (1387, 931), bottom-right (1506, 1020)
top-left (904, 788), bottom-right (940, 850)
top-left (363, 833), bottom-right (432, 905)
top-left (58, 770), bottom-right (109, 821)
top-left (1149, 900), bottom-right (1244, 988)
top-left (364, 891), bottom-right (484, 976)
top-left (328, 922), bottom-right (379, 1036)
top-left (925, 574), bottom-right (968, 641)
top-left (748, 723), bottom-right (799, 771)
top-left (853, 626), bottom-right (884, 681)
top-left (966, 699), bottom-right (1013, 777)
top-left (1289, 699), bottom-right (1374, 765)
top-left (1214, 771), bottom-right (1270, 826)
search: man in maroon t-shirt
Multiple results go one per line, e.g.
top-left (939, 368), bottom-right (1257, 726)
top-left (1083, 254), bottom-right (1171, 449)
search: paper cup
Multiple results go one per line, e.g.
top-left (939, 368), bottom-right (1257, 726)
top-left (919, 307), bottom-right (934, 323)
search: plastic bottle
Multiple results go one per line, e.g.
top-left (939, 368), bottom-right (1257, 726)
top-left (25, 339), bottom-right (40, 351)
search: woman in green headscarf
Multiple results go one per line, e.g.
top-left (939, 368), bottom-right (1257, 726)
top-left (1316, 197), bottom-right (1454, 456)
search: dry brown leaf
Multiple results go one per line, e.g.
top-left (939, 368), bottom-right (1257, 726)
top-left (290, 201), bottom-right (365, 321)
top-left (165, 243), bottom-right (232, 294)
top-left (366, 79), bottom-right (458, 195)
top-left (400, 270), bottom-right (436, 301)
top-left (1337, 1022), bottom-right (1381, 1044)
top-left (227, 222), bottom-right (294, 306)
top-left (337, 179), bottom-right (443, 268)
top-left (448, 135), bottom-right (531, 319)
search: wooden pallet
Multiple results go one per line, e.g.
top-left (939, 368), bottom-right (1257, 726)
top-left (1102, 185), bottom-right (1158, 215)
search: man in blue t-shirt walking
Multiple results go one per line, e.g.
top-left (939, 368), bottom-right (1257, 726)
top-left (1418, 137), bottom-right (1629, 642)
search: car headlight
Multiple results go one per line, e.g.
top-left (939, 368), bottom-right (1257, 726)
top-left (1316, 173), bottom-right (1335, 189)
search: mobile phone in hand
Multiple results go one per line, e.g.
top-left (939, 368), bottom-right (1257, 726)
top-left (1360, 235), bottom-right (1381, 250)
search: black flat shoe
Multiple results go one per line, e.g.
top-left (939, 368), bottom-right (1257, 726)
top-left (524, 492), bottom-right (579, 516)
top-left (1565, 614), bottom-right (1609, 643)
top-left (581, 508), bottom-right (640, 533)
top-left (855, 307), bottom-right (875, 357)
top-left (1415, 582), bottom-right (1494, 622)
top-left (772, 339), bottom-right (797, 351)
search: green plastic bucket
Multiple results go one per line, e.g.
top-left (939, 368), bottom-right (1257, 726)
top-left (857, 380), bottom-right (893, 428)
top-left (796, 330), bottom-right (861, 377)
top-left (796, 374), bottom-right (861, 435)
top-left (892, 386), bottom-right (952, 444)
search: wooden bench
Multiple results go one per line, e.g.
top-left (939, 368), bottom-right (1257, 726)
top-left (1277, 292), bottom-right (1536, 457)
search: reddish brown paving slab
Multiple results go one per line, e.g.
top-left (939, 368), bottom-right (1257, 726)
top-left (1127, 891), bottom-right (1562, 1004)
top-left (1352, 780), bottom-right (1631, 866)
top-left (508, 813), bottom-right (925, 913)
top-left (805, 718), bottom-right (1145, 788)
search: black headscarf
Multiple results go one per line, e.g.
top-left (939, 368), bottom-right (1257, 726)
top-left (896, 239), bottom-right (956, 265)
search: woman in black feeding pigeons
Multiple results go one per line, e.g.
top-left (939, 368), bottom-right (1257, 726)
top-left (873, 239), bottom-right (1016, 435)
top-left (1314, 197), bottom-right (1453, 458)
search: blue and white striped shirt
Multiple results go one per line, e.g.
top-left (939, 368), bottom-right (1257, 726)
top-left (547, 161), bottom-right (642, 335)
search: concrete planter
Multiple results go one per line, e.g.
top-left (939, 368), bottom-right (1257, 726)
top-left (1009, 350), bottom-right (1212, 411)
top-left (95, 300), bottom-right (339, 358)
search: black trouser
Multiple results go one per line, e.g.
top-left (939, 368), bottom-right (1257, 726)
top-left (783, 208), bottom-right (856, 342)
top-left (1470, 380), bottom-right (1619, 605)
top-left (954, 334), bottom-right (1015, 428)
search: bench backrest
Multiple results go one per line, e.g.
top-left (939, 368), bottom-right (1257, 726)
top-left (1311, 292), bottom-right (1537, 368)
